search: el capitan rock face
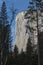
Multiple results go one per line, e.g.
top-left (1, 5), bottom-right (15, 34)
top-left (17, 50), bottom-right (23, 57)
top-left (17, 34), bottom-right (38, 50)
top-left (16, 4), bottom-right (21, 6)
top-left (15, 11), bottom-right (29, 53)
top-left (15, 10), bottom-right (43, 53)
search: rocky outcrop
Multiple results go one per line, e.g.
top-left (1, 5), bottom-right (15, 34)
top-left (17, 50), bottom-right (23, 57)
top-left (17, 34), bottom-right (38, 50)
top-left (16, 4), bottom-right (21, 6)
top-left (14, 10), bottom-right (43, 53)
top-left (15, 11), bottom-right (29, 53)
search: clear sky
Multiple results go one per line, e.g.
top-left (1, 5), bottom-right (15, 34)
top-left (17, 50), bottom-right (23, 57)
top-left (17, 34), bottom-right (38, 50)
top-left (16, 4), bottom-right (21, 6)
top-left (0, 0), bottom-right (30, 11)
top-left (0, 0), bottom-right (30, 49)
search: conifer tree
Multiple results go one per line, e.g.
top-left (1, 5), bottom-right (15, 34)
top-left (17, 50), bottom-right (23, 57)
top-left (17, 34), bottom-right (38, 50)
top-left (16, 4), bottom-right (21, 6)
top-left (0, 1), bottom-right (12, 65)
top-left (14, 45), bottom-right (18, 65)
top-left (33, 1), bottom-right (43, 65)
top-left (18, 49), bottom-right (25, 65)
top-left (0, 20), bottom-right (3, 65)
top-left (1, 1), bottom-right (8, 25)
top-left (38, 32), bottom-right (43, 65)
top-left (14, 45), bottom-right (18, 58)
top-left (25, 0), bottom-right (43, 65)
top-left (26, 37), bottom-right (33, 65)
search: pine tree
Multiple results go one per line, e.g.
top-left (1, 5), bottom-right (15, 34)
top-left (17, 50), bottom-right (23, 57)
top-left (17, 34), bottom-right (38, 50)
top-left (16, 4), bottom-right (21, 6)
top-left (25, 0), bottom-right (36, 35)
top-left (38, 32), bottom-right (43, 65)
top-left (17, 49), bottom-right (25, 65)
top-left (14, 45), bottom-right (18, 65)
top-left (0, 22), bottom-right (12, 65)
top-left (1, 1), bottom-right (8, 26)
top-left (14, 45), bottom-right (18, 58)
top-left (25, 0), bottom-right (43, 65)
top-left (33, 1), bottom-right (43, 65)
top-left (0, 1), bottom-right (12, 65)
top-left (32, 52), bottom-right (38, 65)
top-left (26, 38), bottom-right (32, 54)
top-left (0, 19), bottom-right (3, 65)
top-left (26, 37), bottom-right (33, 65)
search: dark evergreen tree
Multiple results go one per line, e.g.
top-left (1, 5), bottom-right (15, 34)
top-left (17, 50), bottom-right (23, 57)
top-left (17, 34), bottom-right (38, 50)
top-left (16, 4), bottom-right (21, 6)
top-left (0, 1), bottom-right (12, 65)
top-left (25, 0), bottom-right (36, 34)
top-left (17, 49), bottom-right (26, 65)
top-left (32, 52), bottom-right (38, 65)
top-left (2, 24), bottom-right (12, 65)
top-left (25, 37), bottom-right (33, 65)
top-left (38, 32), bottom-right (43, 65)
top-left (13, 45), bottom-right (18, 65)
top-left (33, 1), bottom-right (43, 65)
top-left (34, 0), bottom-right (43, 10)
top-left (0, 19), bottom-right (3, 65)
top-left (14, 45), bottom-right (18, 58)
top-left (26, 38), bottom-right (32, 54)
top-left (1, 1), bottom-right (8, 25)
top-left (25, 0), bottom-right (43, 65)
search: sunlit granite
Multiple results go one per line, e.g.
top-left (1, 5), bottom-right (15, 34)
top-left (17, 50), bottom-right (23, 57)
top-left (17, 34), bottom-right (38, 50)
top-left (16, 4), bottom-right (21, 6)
top-left (15, 10), bottom-right (43, 53)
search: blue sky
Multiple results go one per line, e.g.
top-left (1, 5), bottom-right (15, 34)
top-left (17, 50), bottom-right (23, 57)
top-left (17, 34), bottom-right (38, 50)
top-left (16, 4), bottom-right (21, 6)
top-left (0, 0), bottom-right (30, 49)
top-left (0, 0), bottom-right (29, 11)
top-left (14, 0), bottom-right (29, 11)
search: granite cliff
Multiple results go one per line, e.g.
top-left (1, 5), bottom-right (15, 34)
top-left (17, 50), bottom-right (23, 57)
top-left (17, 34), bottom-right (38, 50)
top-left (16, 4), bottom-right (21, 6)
top-left (14, 10), bottom-right (43, 53)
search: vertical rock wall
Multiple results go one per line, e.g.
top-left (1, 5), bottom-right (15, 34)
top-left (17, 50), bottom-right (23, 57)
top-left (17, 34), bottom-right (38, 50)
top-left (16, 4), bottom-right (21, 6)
top-left (14, 11), bottom-right (43, 53)
top-left (15, 11), bottom-right (29, 53)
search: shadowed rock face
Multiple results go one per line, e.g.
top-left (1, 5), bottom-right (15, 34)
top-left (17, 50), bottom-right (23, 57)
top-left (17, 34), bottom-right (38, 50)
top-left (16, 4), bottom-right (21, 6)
top-left (14, 10), bottom-right (43, 53)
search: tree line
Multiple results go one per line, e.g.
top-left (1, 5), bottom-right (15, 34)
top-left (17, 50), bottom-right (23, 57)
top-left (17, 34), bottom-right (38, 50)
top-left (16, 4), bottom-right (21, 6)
top-left (7, 37), bottom-right (38, 65)
top-left (0, 1), bottom-right (15, 65)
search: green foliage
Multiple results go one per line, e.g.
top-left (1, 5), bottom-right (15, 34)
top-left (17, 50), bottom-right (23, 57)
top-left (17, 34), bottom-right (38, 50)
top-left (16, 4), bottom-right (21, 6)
top-left (6, 38), bottom-right (38, 65)
top-left (14, 45), bottom-right (18, 58)
top-left (26, 38), bottom-right (32, 54)
top-left (38, 32), bottom-right (43, 65)
top-left (1, 1), bottom-right (8, 25)
top-left (17, 50), bottom-right (26, 65)
top-left (6, 53), bottom-right (13, 65)
top-left (25, 38), bottom-right (33, 65)
top-left (32, 53), bottom-right (38, 65)
top-left (0, 1), bottom-right (12, 65)
top-left (25, 0), bottom-right (43, 65)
